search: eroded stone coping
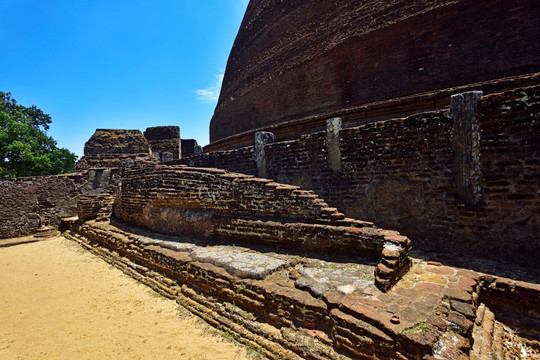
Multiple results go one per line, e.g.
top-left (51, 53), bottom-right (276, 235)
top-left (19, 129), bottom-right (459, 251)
top-left (59, 218), bottom-right (540, 359)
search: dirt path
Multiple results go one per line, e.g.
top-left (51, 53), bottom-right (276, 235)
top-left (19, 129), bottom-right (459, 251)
top-left (0, 236), bottom-right (252, 360)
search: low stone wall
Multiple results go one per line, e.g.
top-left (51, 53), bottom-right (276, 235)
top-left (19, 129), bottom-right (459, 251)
top-left (0, 169), bottom-right (120, 238)
top-left (62, 218), bottom-right (540, 359)
top-left (113, 163), bottom-right (411, 291)
top-left (59, 220), bottom-right (458, 359)
top-left (478, 276), bottom-right (540, 340)
top-left (63, 217), bottom-right (540, 360)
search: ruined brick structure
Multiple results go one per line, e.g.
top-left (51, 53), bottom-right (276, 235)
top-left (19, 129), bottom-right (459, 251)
top-left (62, 187), bottom-right (540, 359)
top-left (76, 127), bottom-right (202, 168)
top-left (180, 139), bottom-right (202, 158)
top-left (209, 0), bottom-right (540, 151)
top-left (143, 126), bottom-right (181, 162)
top-left (0, 168), bottom-right (120, 238)
top-left (114, 161), bottom-right (411, 291)
top-left (77, 193), bottom-right (115, 222)
top-left (1, 1), bottom-right (539, 358)
top-left (76, 129), bottom-right (156, 169)
top-left (180, 86), bottom-right (540, 263)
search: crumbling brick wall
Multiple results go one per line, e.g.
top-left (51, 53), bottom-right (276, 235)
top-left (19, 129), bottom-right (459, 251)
top-left (265, 111), bottom-right (456, 254)
top-left (178, 86), bottom-right (540, 262)
top-left (77, 193), bottom-right (115, 222)
top-left (0, 169), bottom-right (120, 238)
top-left (144, 126), bottom-right (181, 161)
top-left (172, 146), bottom-right (256, 174)
top-left (113, 162), bottom-right (412, 291)
top-left (77, 129), bottom-right (155, 169)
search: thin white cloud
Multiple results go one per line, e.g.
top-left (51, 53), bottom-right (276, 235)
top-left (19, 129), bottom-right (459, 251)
top-left (195, 73), bottom-right (224, 103)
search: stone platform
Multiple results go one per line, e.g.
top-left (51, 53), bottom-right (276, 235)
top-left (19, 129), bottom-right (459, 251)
top-left (61, 218), bottom-right (540, 359)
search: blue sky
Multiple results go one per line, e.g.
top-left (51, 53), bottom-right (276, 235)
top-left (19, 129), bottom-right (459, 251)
top-left (0, 0), bottom-right (249, 158)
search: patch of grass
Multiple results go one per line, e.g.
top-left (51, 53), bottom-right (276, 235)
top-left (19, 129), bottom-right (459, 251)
top-left (175, 305), bottom-right (192, 320)
top-left (205, 328), bottom-right (237, 343)
top-left (150, 290), bottom-right (167, 300)
top-left (245, 343), bottom-right (268, 359)
top-left (220, 331), bottom-right (236, 343)
top-left (403, 321), bottom-right (431, 334)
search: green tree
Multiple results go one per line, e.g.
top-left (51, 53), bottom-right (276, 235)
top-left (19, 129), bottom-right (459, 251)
top-left (0, 92), bottom-right (77, 178)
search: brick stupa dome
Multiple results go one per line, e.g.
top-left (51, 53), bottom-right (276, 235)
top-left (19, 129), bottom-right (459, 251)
top-left (207, 0), bottom-right (540, 151)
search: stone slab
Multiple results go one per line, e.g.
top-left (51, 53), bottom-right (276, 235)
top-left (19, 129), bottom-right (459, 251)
top-left (191, 246), bottom-right (291, 280)
top-left (295, 261), bottom-right (374, 298)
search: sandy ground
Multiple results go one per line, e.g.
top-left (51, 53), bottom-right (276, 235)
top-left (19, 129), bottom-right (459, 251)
top-left (0, 236), bottom-right (253, 360)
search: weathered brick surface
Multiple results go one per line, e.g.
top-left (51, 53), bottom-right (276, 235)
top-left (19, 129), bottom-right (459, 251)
top-left (210, 0), bottom-right (540, 146)
top-left (171, 146), bottom-right (256, 174)
top-left (77, 129), bottom-right (155, 169)
top-left (180, 139), bottom-right (199, 158)
top-left (0, 169), bottom-right (120, 238)
top-left (113, 162), bottom-right (411, 290)
top-left (144, 126), bottom-right (181, 161)
top-left (65, 219), bottom-right (540, 360)
top-left (77, 194), bottom-right (115, 221)
top-left (478, 276), bottom-right (540, 340)
top-left (114, 163), bottom-right (336, 226)
top-left (474, 87), bottom-right (540, 259)
top-left (180, 86), bottom-right (540, 262)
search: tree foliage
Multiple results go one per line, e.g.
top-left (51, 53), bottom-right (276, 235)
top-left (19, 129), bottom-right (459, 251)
top-left (0, 92), bottom-right (77, 178)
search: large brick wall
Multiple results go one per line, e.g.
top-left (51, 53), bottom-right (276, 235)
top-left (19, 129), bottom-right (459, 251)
top-left (474, 88), bottom-right (539, 258)
top-left (210, 0), bottom-right (540, 148)
top-left (181, 86), bottom-right (540, 262)
top-left (0, 169), bottom-right (120, 238)
top-left (265, 111), bottom-right (457, 252)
